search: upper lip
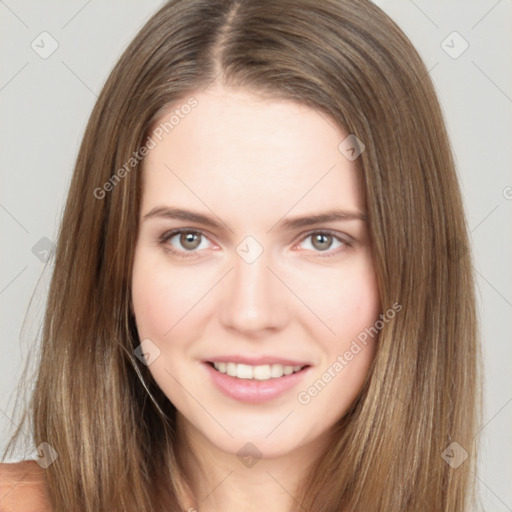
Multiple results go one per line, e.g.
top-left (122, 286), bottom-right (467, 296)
top-left (204, 355), bottom-right (311, 367)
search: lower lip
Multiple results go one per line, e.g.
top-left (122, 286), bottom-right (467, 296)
top-left (203, 363), bottom-right (311, 404)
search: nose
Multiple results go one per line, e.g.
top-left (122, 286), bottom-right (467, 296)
top-left (218, 245), bottom-right (290, 336)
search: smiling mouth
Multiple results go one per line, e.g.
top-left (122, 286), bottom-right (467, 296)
top-left (207, 361), bottom-right (309, 381)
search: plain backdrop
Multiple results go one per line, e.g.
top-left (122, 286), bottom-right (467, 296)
top-left (1, 0), bottom-right (511, 509)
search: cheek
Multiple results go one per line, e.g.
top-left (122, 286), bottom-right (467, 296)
top-left (296, 272), bottom-right (380, 429)
top-left (295, 254), bottom-right (381, 344)
top-left (131, 249), bottom-right (210, 339)
top-left (131, 267), bottom-right (173, 339)
top-left (335, 273), bottom-right (381, 340)
top-left (294, 253), bottom-right (380, 405)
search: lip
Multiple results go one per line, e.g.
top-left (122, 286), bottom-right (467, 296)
top-left (203, 361), bottom-right (312, 404)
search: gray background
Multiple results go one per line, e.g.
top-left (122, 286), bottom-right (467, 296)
top-left (1, 0), bottom-right (511, 509)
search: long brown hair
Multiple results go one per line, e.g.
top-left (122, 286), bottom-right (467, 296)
top-left (3, 0), bottom-right (482, 510)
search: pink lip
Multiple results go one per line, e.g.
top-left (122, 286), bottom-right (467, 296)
top-left (203, 362), bottom-right (312, 404)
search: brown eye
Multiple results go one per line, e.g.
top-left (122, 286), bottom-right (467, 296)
top-left (158, 229), bottom-right (211, 258)
top-left (179, 231), bottom-right (202, 251)
top-left (311, 233), bottom-right (333, 251)
top-left (297, 231), bottom-right (352, 258)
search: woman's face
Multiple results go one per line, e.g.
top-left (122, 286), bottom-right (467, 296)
top-left (131, 86), bottom-right (380, 459)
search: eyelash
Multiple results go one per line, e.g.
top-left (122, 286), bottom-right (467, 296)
top-left (157, 228), bottom-right (354, 259)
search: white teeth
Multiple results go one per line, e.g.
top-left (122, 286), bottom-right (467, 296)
top-left (253, 365), bottom-right (271, 380)
top-left (283, 366), bottom-right (294, 376)
top-left (270, 364), bottom-right (284, 378)
top-left (212, 362), bottom-right (304, 380)
top-left (236, 363), bottom-right (253, 379)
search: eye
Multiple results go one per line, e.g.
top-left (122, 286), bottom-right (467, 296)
top-left (158, 228), bottom-right (354, 260)
top-left (158, 229), bottom-right (213, 258)
top-left (296, 230), bottom-right (353, 257)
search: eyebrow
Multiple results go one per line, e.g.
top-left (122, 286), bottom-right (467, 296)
top-left (142, 206), bottom-right (367, 231)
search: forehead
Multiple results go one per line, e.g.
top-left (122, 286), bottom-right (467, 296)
top-left (141, 86), bottom-right (364, 221)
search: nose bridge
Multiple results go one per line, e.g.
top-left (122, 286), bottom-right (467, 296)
top-left (219, 236), bottom-right (288, 332)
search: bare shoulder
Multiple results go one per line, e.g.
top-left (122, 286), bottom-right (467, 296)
top-left (0, 460), bottom-right (52, 512)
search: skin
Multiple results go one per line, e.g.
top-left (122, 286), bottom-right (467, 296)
top-left (131, 85), bottom-right (381, 512)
